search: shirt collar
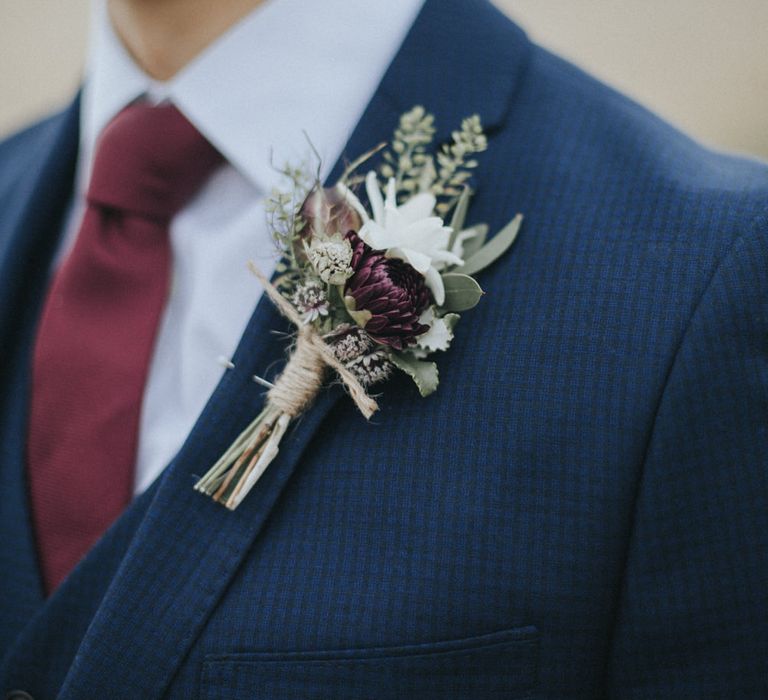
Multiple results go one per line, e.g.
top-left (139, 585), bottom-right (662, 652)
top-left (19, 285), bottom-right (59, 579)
top-left (82, 0), bottom-right (425, 195)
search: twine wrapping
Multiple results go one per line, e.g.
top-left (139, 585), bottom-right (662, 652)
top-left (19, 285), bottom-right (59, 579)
top-left (267, 331), bottom-right (326, 416)
top-left (249, 262), bottom-right (379, 420)
top-left (194, 264), bottom-right (379, 509)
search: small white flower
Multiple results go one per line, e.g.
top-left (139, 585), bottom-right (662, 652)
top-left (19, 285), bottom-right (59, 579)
top-left (340, 172), bottom-right (463, 305)
top-left (450, 225), bottom-right (484, 260)
top-left (412, 307), bottom-right (458, 358)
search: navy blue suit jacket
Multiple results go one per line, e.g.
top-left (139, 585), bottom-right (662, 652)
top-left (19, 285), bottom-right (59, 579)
top-left (1, 1), bottom-right (767, 697)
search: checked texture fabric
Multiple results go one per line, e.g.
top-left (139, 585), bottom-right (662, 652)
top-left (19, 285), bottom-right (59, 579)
top-left (0, 0), bottom-right (767, 696)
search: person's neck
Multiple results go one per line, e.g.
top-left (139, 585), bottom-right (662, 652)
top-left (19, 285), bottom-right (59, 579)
top-left (108, 0), bottom-right (266, 81)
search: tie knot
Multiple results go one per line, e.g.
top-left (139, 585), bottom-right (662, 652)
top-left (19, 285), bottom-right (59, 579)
top-left (86, 102), bottom-right (223, 221)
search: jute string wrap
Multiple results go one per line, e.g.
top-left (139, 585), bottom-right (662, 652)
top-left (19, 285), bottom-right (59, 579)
top-left (249, 262), bottom-right (379, 420)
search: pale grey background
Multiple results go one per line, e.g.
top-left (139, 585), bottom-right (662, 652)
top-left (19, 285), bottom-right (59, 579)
top-left (1, 1), bottom-right (767, 159)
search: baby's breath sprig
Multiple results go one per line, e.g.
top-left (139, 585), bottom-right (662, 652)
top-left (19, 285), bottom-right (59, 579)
top-left (379, 106), bottom-right (436, 200)
top-left (266, 162), bottom-right (314, 291)
top-left (266, 162), bottom-right (313, 256)
top-left (432, 115), bottom-right (487, 216)
top-left (379, 109), bottom-right (488, 216)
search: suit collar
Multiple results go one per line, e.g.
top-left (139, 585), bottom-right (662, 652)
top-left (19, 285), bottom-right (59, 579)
top-left (369, 0), bottom-right (529, 147)
top-left (7, 2), bottom-right (530, 695)
top-left (83, 0), bottom-right (425, 196)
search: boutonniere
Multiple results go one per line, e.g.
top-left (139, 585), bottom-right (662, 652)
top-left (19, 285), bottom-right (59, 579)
top-left (195, 107), bottom-right (523, 509)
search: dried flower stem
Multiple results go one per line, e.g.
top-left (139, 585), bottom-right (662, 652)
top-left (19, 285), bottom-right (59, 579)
top-left (340, 142), bottom-right (387, 185)
top-left (213, 409), bottom-right (278, 502)
top-left (194, 263), bottom-right (379, 509)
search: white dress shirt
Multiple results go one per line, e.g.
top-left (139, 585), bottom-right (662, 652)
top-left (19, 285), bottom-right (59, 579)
top-left (66, 0), bottom-right (425, 494)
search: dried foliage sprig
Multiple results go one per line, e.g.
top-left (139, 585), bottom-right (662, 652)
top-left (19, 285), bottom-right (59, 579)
top-left (380, 106), bottom-right (436, 197)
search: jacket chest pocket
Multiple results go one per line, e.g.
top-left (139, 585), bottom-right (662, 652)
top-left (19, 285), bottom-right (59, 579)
top-left (199, 625), bottom-right (539, 699)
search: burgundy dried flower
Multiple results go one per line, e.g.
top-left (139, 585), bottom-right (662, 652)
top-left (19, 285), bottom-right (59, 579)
top-left (343, 233), bottom-right (431, 350)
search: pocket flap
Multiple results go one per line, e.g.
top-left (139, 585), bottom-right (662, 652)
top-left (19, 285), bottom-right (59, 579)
top-left (201, 626), bottom-right (539, 699)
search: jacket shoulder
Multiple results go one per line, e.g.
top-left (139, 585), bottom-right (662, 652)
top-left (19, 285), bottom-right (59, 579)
top-left (476, 26), bottom-right (768, 379)
top-left (498, 38), bottom-right (768, 245)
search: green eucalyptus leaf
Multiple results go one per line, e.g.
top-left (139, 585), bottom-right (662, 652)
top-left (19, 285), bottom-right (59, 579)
top-left (458, 223), bottom-right (489, 259)
top-left (447, 186), bottom-right (472, 250)
top-left (460, 213), bottom-right (523, 276)
top-left (391, 353), bottom-right (439, 397)
top-left (440, 273), bottom-right (484, 312)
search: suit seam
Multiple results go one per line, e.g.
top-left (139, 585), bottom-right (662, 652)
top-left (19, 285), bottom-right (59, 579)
top-left (600, 206), bottom-right (768, 694)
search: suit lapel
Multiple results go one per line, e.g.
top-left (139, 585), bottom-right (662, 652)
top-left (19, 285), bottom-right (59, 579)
top-left (0, 95), bottom-right (80, 655)
top-left (57, 1), bottom-right (531, 696)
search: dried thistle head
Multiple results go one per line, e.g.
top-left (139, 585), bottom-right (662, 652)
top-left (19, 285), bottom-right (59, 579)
top-left (306, 233), bottom-right (354, 285)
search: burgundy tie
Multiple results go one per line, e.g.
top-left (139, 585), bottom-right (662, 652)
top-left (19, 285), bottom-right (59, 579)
top-left (27, 102), bottom-right (222, 593)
